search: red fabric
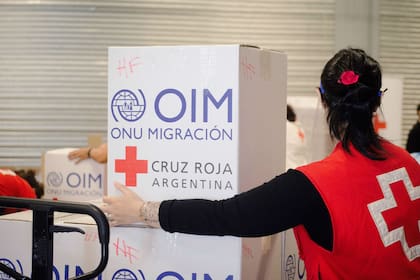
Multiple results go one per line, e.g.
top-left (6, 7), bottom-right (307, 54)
top-left (295, 141), bottom-right (420, 280)
top-left (0, 169), bottom-right (36, 214)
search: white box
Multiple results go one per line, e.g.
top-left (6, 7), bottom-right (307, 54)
top-left (287, 96), bottom-right (331, 163)
top-left (0, 211), bottom-right (241, 279)
top-left (0, 214), bottom-right (308, 279)
top-left (107, 45), bottom-right (287, 279)
top-left (43, 148), bottom-right (107, 201)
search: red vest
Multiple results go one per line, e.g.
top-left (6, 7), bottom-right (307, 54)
top-left (295, 141), bottom-right (420, 280)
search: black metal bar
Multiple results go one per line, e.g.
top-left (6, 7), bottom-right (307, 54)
top-left (0, 196), bottom-right (109, 280)
top-left (0, 262), bottom-right (30, 280)
top-left (32, 209), bottom-right (54, 280)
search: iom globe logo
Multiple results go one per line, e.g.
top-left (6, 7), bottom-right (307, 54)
top-left (111, 89), bottom-right (146, 122)
top-left (47, 171), bottom-right (63, 187)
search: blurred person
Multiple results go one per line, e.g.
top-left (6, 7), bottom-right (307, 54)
top-left (102, 48), bottom-right (420, 279)
top-left (286, 104), bottom-right (308, 169)
top-left (68, 143), bottom-right (108, 164)
top-left (406, 104), bottom-right (420, 153)
top-left (0, 168), bottom-right (37, 214)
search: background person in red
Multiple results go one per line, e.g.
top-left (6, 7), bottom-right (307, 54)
top-left (0, 168), bottom-right (37, 214)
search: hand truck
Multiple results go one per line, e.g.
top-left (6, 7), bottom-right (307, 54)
top-left (0, 197), bottom-right (110, 280)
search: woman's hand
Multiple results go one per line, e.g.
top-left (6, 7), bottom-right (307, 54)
top-left (102, 182), bottom-right (145, 226)
top-left (68, 143), bottom-right (108, 164)
top-left (68, 147), bottom-right (90, 164)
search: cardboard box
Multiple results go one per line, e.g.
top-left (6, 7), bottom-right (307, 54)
top-left (0, 212), bottom-right (309, 280)
top-left (0, 210), bottom-right (241, 279)
top-left (287, 96), bottom-right (331, 163)
top-left (107, 44), bottom-right (288, 279)
top-left (43, 148), bottom-right (107, 201)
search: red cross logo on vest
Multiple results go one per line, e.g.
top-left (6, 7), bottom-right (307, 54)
top-left (115, 146), bottom-right (148, 187)
top-left (368, 167), bottom-right (420, 261)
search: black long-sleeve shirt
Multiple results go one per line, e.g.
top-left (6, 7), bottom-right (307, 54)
top-left (159, 169), bottom-right (333, 251)
top-left (407, 122), bottom-right (420, 153)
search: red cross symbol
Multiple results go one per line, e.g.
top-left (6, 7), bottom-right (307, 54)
top-left (382, 180), bottom-right (420, 247)
top-left (115, 146), bottom-right (148, 187)
top-left (368, 167), bottom-right (420, 261)
top-left (373, 114), bottom-right (387, 133)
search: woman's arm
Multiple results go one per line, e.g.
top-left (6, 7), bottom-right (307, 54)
top-left (103, 169), bottom-right (332, 250)
top-left (159, 169), bottom-right (326, 237)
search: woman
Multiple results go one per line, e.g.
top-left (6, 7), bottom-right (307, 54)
top-left (102, 48), bottom-right (420, 279)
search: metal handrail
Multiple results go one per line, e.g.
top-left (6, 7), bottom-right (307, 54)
top-left (0, 197), bottom-right (110, 280)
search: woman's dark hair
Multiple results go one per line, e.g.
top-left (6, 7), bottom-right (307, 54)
top-left (320, 48), bottom-right (385, 160)
top-left (15, 169), bottom-right (44, 198)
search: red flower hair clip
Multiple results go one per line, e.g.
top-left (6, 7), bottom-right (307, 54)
top-left (338, 70), bottom-right (359, 85)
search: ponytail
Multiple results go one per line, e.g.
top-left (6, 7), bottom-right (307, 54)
top-left (320, 48), bottom-right (385, 160)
